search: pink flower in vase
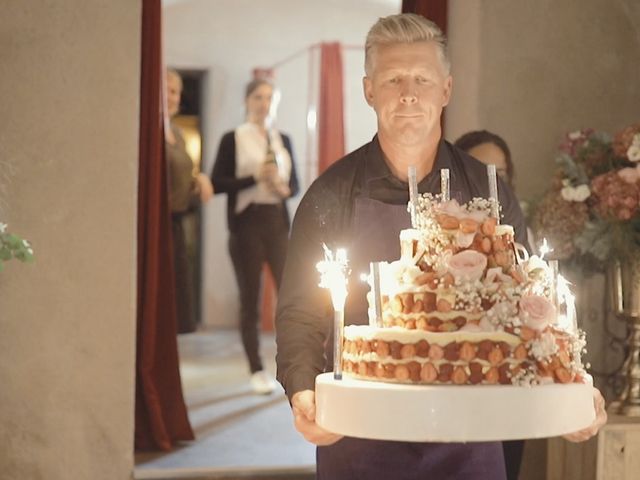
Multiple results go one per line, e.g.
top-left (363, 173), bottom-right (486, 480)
top-left (617, 165), bottom-right (640, 184)
top-left (591, 170), bottom-right (640, 220)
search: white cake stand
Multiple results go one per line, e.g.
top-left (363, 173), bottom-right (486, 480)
top-left (315, 373), bottom-right (595, 442)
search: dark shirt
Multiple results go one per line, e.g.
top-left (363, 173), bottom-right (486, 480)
top-left (275, 136), bottom-right (529, 400)
top-left (211, 130), bottom-right (300, 232)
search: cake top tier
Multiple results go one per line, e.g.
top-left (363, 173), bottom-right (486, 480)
top-left (400, 194), bottom-right (518, 278)
top-left (372, 193), bottom-right (580, 338)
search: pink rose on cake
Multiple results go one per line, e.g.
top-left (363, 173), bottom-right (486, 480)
top-left (447, 250), bottom-right (487, 282)
top-left (519, 295), bottom-right (556, 331)
top-left (436, 199), bottom-right (466, 218)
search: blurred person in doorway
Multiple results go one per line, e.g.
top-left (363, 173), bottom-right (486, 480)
top-left (166, 68), bottom-right (213, 334)
top-left (211, 78), bottom-right (299, 394)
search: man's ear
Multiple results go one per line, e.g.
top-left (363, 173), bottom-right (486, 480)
top-left (363, 76), bottom-right (374, 107)
top-left (442, 75), bottom-right (453, 107)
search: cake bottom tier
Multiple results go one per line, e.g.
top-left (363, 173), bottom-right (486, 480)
top-left (315, 372), bottom-right (595, 442)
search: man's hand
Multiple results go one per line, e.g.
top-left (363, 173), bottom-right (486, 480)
top-left (562, 387), bottom-right (607, 442)
top-left (291, 390), bottom-right (343, 446)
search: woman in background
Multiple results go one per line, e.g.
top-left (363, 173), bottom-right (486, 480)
top-left (212, 79), bottom-right (299, 394)
top-left (454, 129), bottom-right (525, 480)
top-left (166, 68), bottom-right (213, 334)
top-left (454, 130), bottom-right (515, 187)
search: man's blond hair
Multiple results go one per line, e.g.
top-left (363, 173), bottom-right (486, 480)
top-left (364, 13), bottom-right (450, 76)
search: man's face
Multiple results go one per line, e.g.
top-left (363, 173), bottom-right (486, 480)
top-left (166, 73), bottom-right (182, 118)
top-left (363, 42), bottom-right (452, 146)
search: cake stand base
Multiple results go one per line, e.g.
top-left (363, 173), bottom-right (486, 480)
top-left (315, 373), bottom-right (595, 442)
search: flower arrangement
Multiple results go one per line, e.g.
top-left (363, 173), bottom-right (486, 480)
top-left (0, 223), bottom-right (34, 271)
top-left (533, 122), bottom-right (640, 271)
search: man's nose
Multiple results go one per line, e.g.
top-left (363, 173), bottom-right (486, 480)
top-left (400, 86), bottom-right (417, 104)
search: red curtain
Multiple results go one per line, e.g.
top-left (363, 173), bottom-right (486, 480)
top-left (402, 0), bottom-right (448, 34)
top-left (318, 42), bottom-right (345, 174)
top-left (135, 0), bottom-right (194, 451)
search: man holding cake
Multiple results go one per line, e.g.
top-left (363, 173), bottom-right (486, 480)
top-left (275, 13), bottom-right (607, 479)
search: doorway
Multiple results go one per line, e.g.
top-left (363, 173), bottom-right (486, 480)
top-left (172, 68), bottom-right (206, 327)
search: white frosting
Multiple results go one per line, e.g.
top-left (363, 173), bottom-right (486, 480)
top-left (495, 225), bottom-right (514, 236)
top-left (382, 310), bottom-right (483, 321)
top-left (400, 229), bottom-right (422, 242)
top-left (343, 325), bottom-right (521, 347)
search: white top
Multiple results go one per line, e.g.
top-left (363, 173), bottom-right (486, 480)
top-left (234, 122), bottom-right (292, 214)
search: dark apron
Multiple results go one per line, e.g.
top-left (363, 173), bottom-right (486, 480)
top-left (317, 152), bottom-right (506, 480)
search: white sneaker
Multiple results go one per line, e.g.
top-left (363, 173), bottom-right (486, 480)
top-left (250, 370), bottom-right (276, 395)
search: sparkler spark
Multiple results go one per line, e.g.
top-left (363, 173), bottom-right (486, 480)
top-left (539, 238), bottom-right (553, 260)
top-left (316, 244), bottom-right (349, 380)
top-left (316, 244), bottom-right (349, 311)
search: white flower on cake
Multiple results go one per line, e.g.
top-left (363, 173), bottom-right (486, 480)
top-left (378, 260), bottom-right (422, 295)
top-left (433, 249), bottom-right (452, 275)
top-left (436, 198), bottom-right (489, 223)
top-left (400, 263), bottom-right (423, 286)
top-left (519, 295), bottom-right (556, 331)
top-left (524, 255), bottom-right (550, 275)
top-left (530, 330), bottom-right (559, 361)
top-left (447, 250), bottom-right (487, 282)
top-left (486, 300), bottom-right (519, 329)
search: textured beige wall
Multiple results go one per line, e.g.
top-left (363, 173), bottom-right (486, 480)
top-left (447, 0), bottom-right (640, 201)
top-left (0, 1), bottom-right (140, 479)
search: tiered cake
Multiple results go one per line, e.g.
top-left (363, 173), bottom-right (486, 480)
top-left (342, 195), bottom-right (587, 387)
top-left (315, 193), bottom-right (594, 442)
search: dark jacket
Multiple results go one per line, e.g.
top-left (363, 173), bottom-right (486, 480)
top-left (211, 130), bottom-right (299, 233)
top-left (275, 136), bottom-right (529, 399)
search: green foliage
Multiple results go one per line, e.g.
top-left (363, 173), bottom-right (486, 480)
top-left (0, 224), bottom-right (34, 272)
top-left (556, 152), bottom-right (588, 185)
top-left (573, 220), bottom-right (611, 262)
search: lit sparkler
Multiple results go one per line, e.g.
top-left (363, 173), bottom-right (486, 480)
top-left (317, 244), bottom-right (349, 379)
top-left (539, 238), bottom-right (553, 260)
